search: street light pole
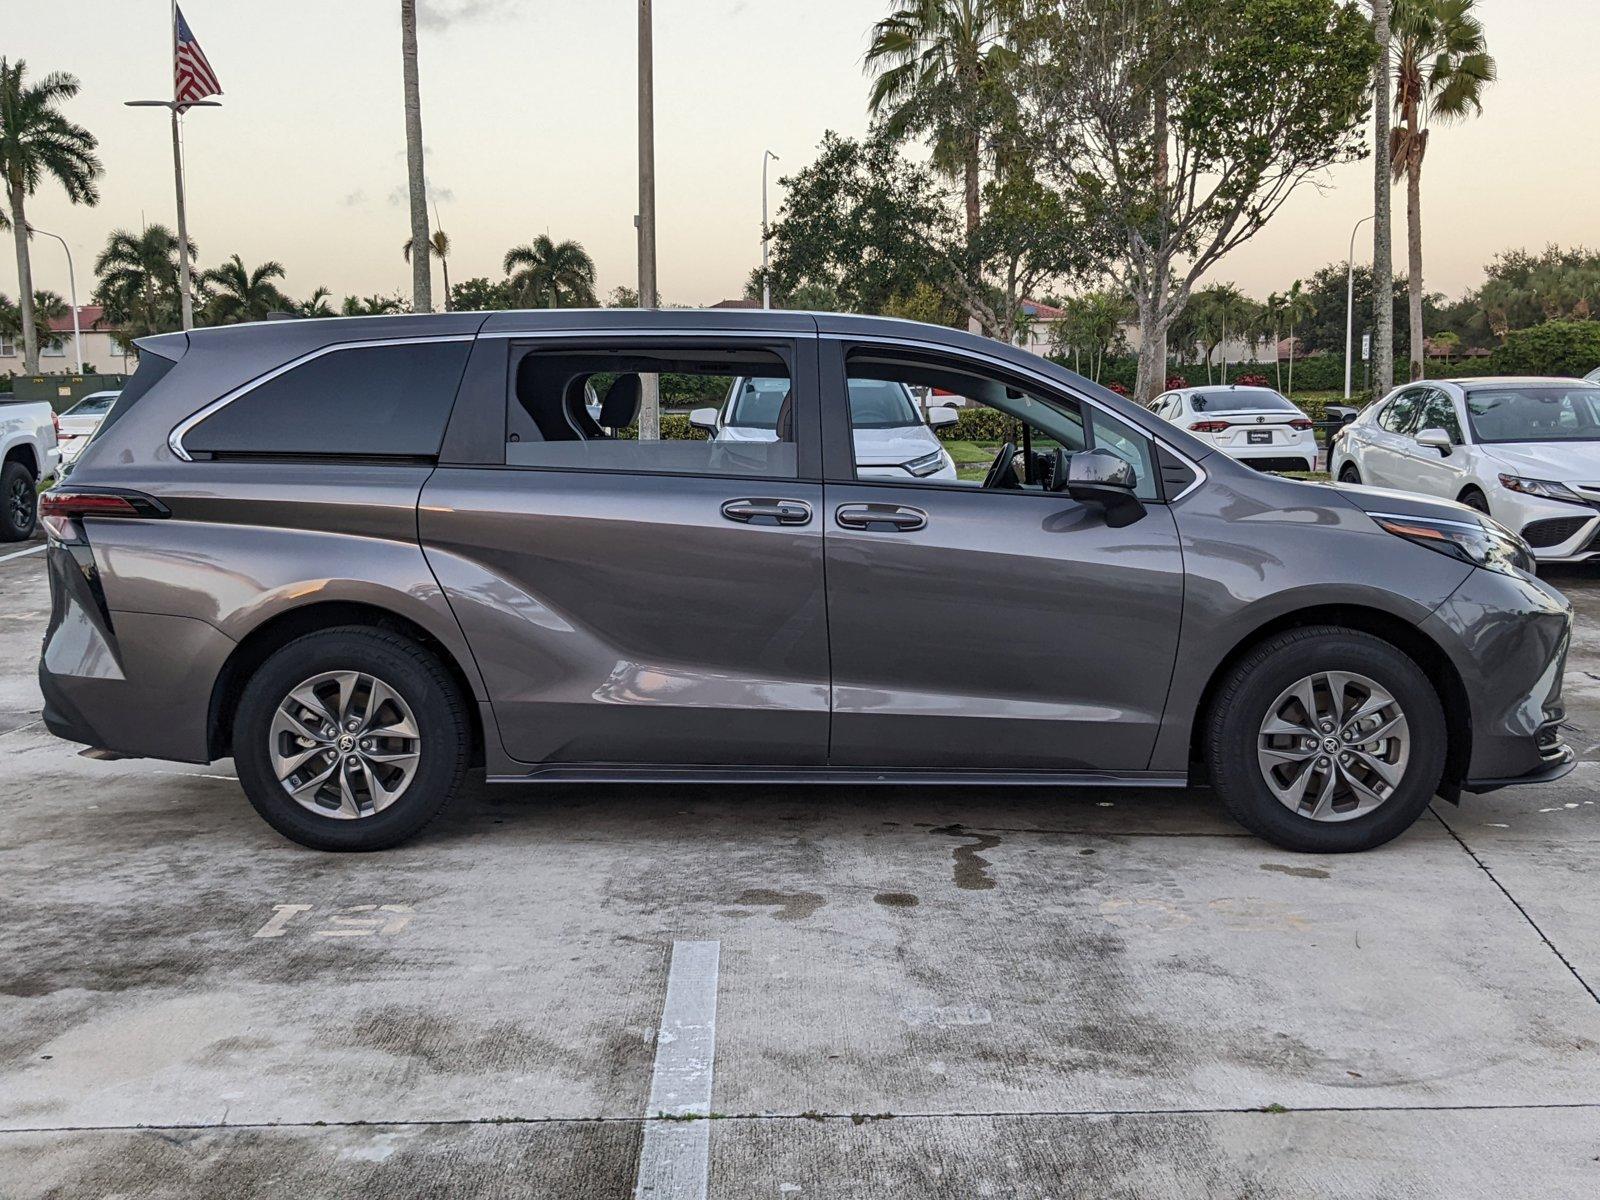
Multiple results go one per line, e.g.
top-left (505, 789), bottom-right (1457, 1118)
top-left (27, 226), bottom-right (83, 375)
top-left (1345, 213), bottom-right (1375, 400)
top-left (126, 97), bottom-right (219, 331)
top-left (636, 0), bottom-right (660, 440)
top-left (761, 150), bottom-right (779, 309)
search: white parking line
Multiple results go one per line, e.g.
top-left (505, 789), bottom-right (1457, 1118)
top-left (0, 544), bottom-right (45, 563)
top-left (633, 940), bottom-right (721, 1200)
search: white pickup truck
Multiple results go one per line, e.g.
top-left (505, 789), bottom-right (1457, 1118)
top-left (0, 395), bottom-right (61, 541)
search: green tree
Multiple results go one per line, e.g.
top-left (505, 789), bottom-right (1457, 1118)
top-left (1489, 320), bottom-right (1600, 378)
top-left (449, 276), bottom-right (515, 311)
top-left (883, 281), bottom-right (966, 328)
top-left (0, 59), bottom-right (101, 372)
top-left (503, 235), bottom-right (597, 308)
top-left (403, 226), bottom-right (452, 311)
top-left (865, 0), bottom-right (1019, 243)
top-left (1050, 290), bottom-right (1130, 381)
top-left (1475, 246), bottom-right (1600, 338)
top-left (0, 288), bottom-right (66, 352)
top-left (92, 225), bottom-right (192, 350)
top-left (201, 255), bottom-right (289, 324)
top-left (1282, 279), bottom-right (1318, 396)
top-left (1391, 0), bottom-right (1495, 380)
top-left (1016, 0), bottom-right (1375, 400)
top-left (296, 286), bottom-right (334, 317)
top-left (608, 284), bottom-right (640, 308)
top-left (341, 292), bottom-right (408, 316)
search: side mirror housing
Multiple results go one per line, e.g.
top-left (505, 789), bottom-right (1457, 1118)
top-left (689, 407), bottom-right (720, 435)
top-left (1066, 449), bottom-right (1146, 527)
top-left (1415, 426), bottom-right (1453, 455)
top-left (926, 405), bottom-right (959, 430)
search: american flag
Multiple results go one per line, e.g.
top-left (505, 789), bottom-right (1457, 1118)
top-left (174, 6), bottom-right (222, 108)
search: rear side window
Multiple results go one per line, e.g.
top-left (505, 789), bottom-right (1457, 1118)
top-left (94, 354), bottom-right (175, 440)
top-left (184, 340), bottom-right (471, 458)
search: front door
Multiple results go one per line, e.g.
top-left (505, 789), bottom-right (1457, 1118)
top-left (818, 340), bottom-right (1185, 772)
top-left (1394, 388), bottom-right (1470, 499)
top-left (421, 333), bottom-right (831, 766)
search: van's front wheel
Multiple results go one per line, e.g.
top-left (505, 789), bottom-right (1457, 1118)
top-left (1206, 627), bottom-right (1446, 852)
top-left (234, 627), bottom-right (469, 850)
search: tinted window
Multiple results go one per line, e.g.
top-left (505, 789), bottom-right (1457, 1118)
top-left (507, 346), bottom-right (797, 478)
top-left (1378, 391), bottom-right (1423, 433)
top-left (1190, 388), bottom-right (1297, 413)
top-left (1416, 391), bottom-right (1462, 442)
top-left (185, 341), bottom-right (471, 458)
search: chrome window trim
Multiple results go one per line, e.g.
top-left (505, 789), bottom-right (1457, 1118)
top-left (167, 334), bottom-right (476, 462)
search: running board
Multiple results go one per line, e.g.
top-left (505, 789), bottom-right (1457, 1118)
top-left (486, 764), bottom-right (1190, 787)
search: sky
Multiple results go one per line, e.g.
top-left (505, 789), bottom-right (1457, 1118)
top-left (6, 0), bottom-right (1598, 313)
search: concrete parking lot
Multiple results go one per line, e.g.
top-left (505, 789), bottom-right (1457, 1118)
top-left (3, 535), bottom-right (1600, 1198)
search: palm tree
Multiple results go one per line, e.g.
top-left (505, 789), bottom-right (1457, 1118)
top-left (0, 59), bottom-right (102, 372)
top-left (503, 235), bottom-right (597, 308)
top-left (341, 293), bottom-right (407, 316)
top-left (399, 0), bottom-right (432, 313)
top-left (1372, 0), bottom-right (1395, 400)
top-left (1391, 0), bottom-right (1495, 381)
top-left (1264, 292), bottom-right (1287, 390)
top-left (403, 227), bottom-right (452, 311)
top-left (296, 286), bottom-right (334, 318)
top-left (1282, 280), bottom-right (1318, 397)
top-left (92, 224), bottom-right (193, 348)
top-left (0, 288), bottom-right (66, 351)
top-left (200, 255), bottom-right (289, 324)
top-left (864, 0), bottom-right (1016, 243)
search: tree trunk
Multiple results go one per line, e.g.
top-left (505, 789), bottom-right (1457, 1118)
top-left (400, 0), bottom-right (432, 313)
top-left (1371, 0), bottom-right (1394, 400)
top-left (9, 184), bottom-right (37, 373)
top-left (1136, 297), bottom-right (1167, 404)
top-left (1406, 145), bottom-right (1425, 382)
top-left (964, 139), bottom-right (981, 242)
top-left (440, 257), bottom-right (450, 311)
top-left (1287, 323), bottom-right (1295, 396)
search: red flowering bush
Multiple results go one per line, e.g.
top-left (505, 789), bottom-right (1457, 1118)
top-left (1107, 382), bottom-right (1131, 396)
top-left (1164, 374), bottom-right (1188, 389)
top-left (1236, 373), bottom-right (1270, 387)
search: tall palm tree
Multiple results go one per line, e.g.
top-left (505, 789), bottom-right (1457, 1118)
top-left (1282, 280), bottom-right (1318, 397)
top-left (200, 255), bottom-right (289, 324)
top-left (1371, 0), bottom-right (1395, 400)
top-left (0, 288), bottom-right (66, 352)
top-left (92, 224), bottom-right (193, 348)
top-left (403, 227), bottom-right (452, 311)
top-left (399, 0), bottom-right (432, 313)
top-left (0, 59), bottom-right (101, 372)
top-left (503, 236), bottom-right (597, 308)
top-left (1264, 292), bottom-right (1287, 390)
top-left (341, 293), bottom-right (407, 316)
top-left (296, 286), bottom-right (334, 318)
top-left (1391, 0), bottom-right (1495, 381)
top-left (865, 0), bottom-right (1016, 243)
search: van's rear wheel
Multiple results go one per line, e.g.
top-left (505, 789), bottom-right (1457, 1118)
top-left (1, 460), bottom-right (36, 542)
top-left (234, 627), bottom-right (469, 850)
top-left (1206, 627), bottom-right (1446, 852)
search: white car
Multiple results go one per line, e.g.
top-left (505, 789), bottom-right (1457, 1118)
top-left (1584, 366), bottom-right (1600, 385)
top-left (692, 376), bottom-right (958, 482)
top-left (56, 390), bottom-right (120, 464)
top-left (1331, 376), bottom-right (1600, 563)
top-left (1146, 385), bottom-right (1317, 472)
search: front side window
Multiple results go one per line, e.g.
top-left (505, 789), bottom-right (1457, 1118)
top-left (844, 351), bottom-right (1158, 500)
top-left (507, 345), bottom-right (798, 478)
top-left (1378, 390), bottom-right (1424, 434)
top-left (1416, 391), bottom-right (1463, 443)
top-left (184, 340), bottom-right (471, 458)
top-left (1466, 386), bottom-right (1600, 444)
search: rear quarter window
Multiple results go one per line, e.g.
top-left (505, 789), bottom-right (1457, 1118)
top-left (183, 340), bottom-right (471, 458)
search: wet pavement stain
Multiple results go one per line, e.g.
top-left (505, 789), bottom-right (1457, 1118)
top-left (732, 888), bottom-right (825, 921)
top-left (1260, 863), bottom-right (1331, 880)
top-left (929, 824), bottom-right (1002, 891)
top-left (873, 892), bottom-right (919, 908)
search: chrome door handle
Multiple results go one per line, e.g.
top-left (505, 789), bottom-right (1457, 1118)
top-left (721, 498), bottom-right (813, 526)
top-left (835, 503), bottom-right (927, 532)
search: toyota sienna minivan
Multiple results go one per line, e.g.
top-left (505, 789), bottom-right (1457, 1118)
top-left (38, 309), bottom-right (1574, 853)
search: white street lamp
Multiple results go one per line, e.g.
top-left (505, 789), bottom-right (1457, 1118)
top-left (26, 225), bottom-right (82, 375)
top-left (762, 149), bottom-right (780, 309)
top-left (1345, 213), bottom-right (1375, 400)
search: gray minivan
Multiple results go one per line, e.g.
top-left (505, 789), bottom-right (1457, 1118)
top-left (38, 310), bottom-right (1573, 852)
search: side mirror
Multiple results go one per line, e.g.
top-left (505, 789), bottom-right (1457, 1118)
top-left (1415, 426), bottom-right (1453, 455)
top-left (689, 407), bottom-right (720, 435)
top-left (926, 405), bottom-right (959, 430)
top-left (1066, 449), bottom-right (1145, 527)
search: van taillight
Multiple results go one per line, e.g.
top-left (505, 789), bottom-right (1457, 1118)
top-left (1189, 420), bottom-right (1230, 433)
top-left (38, 489), bottom-right (169, 542)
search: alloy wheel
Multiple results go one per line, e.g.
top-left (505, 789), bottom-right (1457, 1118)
top-left (1255, 670), bottom-right (1410, 822)
top-left (7, 475), bottom-right (30, 531)
top-left (269, 670), bottom-right (422, 819)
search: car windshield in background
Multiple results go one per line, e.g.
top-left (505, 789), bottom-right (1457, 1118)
top-left (725, 377), bottom-right (791, 428)
top-left (1466, 386), bottom-right (1600, 443)
top-left (847, 379), bottom-right (921, 429)
top-left (1191, 389), bottom-right (1297, 413)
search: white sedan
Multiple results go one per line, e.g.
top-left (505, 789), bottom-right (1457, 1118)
top-left (1331, 376), bottom-right (1600, 563)
top-left (1146, 385), bottom-right (1317, 473)
top-left (57, 390), bottom-right (120, 464)
top-left (692, 377), bottom-right (958, 482)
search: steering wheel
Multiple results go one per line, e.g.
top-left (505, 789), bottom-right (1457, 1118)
top-left (981, 441), bottom-right (1020, 490)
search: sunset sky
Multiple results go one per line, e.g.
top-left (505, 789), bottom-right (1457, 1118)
top-left (8, 0), bottom-right (1598, 313)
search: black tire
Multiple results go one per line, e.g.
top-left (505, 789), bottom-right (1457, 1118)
top-left (1, 459), bottom-right (36, 542)
top-left (1206, 626), bottom-right (1447, 853)
top-left (233, 626), bottom-right (470, 851)
top-left (1337, 463), bottom-right (1361, 485)
top-left (1459, 488), bottom-right (1490, 515)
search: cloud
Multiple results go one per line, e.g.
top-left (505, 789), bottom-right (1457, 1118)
top-left (387, 182), bottom-right (455, 207)
top-left (415, 0), bottom-right (515, 30)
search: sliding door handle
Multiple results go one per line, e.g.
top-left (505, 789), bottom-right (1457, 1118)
top-left (835, 503), bottom-right (927, 532)
top-left (721, 498), bottom-right (813, 526)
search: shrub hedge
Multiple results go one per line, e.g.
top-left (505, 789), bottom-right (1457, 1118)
top-left (1489, 320), bottom-right (1600, 378)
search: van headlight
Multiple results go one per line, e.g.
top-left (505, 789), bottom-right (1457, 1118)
top-left (904, 449), bottom-right (947, 478)
top-left (1372, 513), bottom-right (1535, 576)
